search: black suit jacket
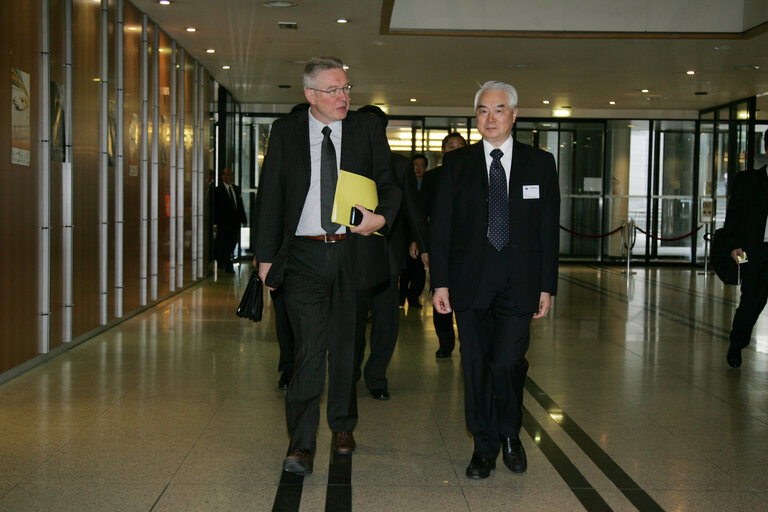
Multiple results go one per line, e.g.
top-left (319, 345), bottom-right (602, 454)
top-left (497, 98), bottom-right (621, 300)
top-left (255, 110), bottom-right (401, 290)
top-left (214, 183), bottom-right (247, 241)
top-left (420, 166), bottom-right (441, 220)
top-left (429, 140), bottom-right (560, 312)
top-left (386, 153), bottom-right (427, 276)
top-left (722, 165), bottom-right (768, 255)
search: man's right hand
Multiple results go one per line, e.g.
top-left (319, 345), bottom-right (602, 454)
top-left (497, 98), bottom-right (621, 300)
top-left (432, 287), bottom-right (452, 314)
top-left (731, 248), bottom-right (744, 264)
top-left (259, 262), bottom-right (275, 291)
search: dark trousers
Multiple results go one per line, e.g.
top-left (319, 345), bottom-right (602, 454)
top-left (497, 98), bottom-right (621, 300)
top-left (455, 244), bottom-right (532, 459)
top-left (215, 229), bottom-right (238, 271)
top-left (433, 308), bottom-right (456, 352)
top-left (270, 288), bottom-right (295, 374)
top-left (355, 276), bottom-right (399, 391)
top-left (399, 256), bottom-right (426, 305)
top-left (731, 243), bottom-right (768, 350)
top-left (282, 237), bottom-right (358, 455)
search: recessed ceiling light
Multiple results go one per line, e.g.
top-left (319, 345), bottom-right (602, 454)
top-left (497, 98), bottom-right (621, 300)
top-left (641, 89), bottom-right (649, 93)
top-left (222, 65), bottom-right (230, 70)
top-left (410, 98), bottom-right (417, 102)
top-left (337, 18), bottom-right (348, 24)
top-left (609, 101), bottom-right (616, 105)
top-left (542, 100), bottom-right (550, 105)
top-left (553, 109), bottom-right (571, 117)
top-left (126, 26), bottom-right (140, 31)
top-left (342, 65), bottom-right (349, 70)
top-left (186, 27), bottom-right (196, 32)
top-left (158, 0), bottom-right (171, 5)
top-left (262, 1), bottom-right (296, 6)
top-left (686, 70), bottom-right (695, 75)
top-left (206, 49), bottom-right (215, 54)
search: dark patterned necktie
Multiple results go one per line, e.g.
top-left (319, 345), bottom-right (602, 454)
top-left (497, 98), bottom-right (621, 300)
top-left (320, 126), bottom-right (340, 233)
top-left (488, 148), bottom-right (509, 251)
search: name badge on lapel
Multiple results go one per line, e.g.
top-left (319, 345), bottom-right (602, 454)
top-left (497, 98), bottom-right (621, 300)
top-left (523, 185), bottom-right (540, 199)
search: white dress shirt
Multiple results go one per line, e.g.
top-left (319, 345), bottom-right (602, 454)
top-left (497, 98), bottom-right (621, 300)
top-left (296, 110), bottom-right (344, 236)
top-left (482, 136), bottom-right (514, 195)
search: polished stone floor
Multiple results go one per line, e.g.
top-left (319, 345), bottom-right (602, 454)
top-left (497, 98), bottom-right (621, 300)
top-left (1, 265), bottom-right (768, 511)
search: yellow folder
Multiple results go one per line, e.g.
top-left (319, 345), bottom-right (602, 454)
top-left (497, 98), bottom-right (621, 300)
top-left (331, 170), bottom-right (379, 228)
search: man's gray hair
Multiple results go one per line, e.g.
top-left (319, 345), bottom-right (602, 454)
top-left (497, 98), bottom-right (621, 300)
top-left (474, 81), bottom-right (518, 110)
top-left (303, 57), bottom-right (345, 89)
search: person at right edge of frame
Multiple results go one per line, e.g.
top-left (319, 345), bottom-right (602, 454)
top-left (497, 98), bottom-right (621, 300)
top-left (723, 130), bottom-right (768, 369)
top-left (429, 80), bottom-right (560, 479)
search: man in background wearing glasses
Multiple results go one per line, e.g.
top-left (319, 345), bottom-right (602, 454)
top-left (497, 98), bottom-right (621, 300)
top-left (255, 56), bottom-right (401, 476)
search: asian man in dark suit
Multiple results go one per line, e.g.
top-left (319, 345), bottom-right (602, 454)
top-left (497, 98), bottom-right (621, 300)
top-left (429, 81), bottom-right (560, 479)
top-left (420, 132), bottom-right (467, 359)
top-left (255, 57), bottom-right (400, 476)
top-left (355, 105), bottom-right (427, 401)
top-left (723, 130), bottom-right (768, 368)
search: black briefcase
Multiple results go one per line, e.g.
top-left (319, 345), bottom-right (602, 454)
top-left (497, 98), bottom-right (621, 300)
top-left (236, 272), bottom-right (264, 322)
top-left (711, 228), bottom-right (739, 286)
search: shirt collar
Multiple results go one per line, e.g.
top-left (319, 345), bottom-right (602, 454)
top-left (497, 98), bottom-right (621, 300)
top-left (482, 136), bottom-right (513, 157)
top-left (308, 109), bottom-right (342, 134)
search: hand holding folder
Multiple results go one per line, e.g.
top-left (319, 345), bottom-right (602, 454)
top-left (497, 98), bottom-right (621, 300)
top-left (331, 170), bottom-right (382, 234)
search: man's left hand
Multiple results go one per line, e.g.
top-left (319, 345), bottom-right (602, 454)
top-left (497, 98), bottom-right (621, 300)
top-left (350, 205), bottom-right (386, 236)
top-left (532, 292), bottom-right (552, 319)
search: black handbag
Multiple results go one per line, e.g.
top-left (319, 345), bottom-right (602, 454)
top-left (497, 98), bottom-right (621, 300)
top-left (711, 228), bottom-right (739, 286)
top-left (236, 272), bottom-right (264, 322)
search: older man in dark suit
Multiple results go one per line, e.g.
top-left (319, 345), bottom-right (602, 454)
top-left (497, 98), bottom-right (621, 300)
top-left (723, 130), bottom-right (768, 368)
top-left (255, 57), bottom-right (400, 476)
top-left (430, 81), bottom-right (560, 479)
top-left (213, 167), bottom-right (247, 272)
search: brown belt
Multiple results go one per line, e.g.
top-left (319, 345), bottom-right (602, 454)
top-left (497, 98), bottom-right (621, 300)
top-left (302, 233), bottom-right (347, 243)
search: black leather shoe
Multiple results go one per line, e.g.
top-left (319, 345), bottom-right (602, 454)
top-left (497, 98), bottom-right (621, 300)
top-left (501, 437), bottom-right (527, 473)
top-left (332, 431), bottom-right (356, 454)
top-left (727, 344), bottom-right (742, 368)
top-left (466, 453), bottom-right (495, 479)
top-left (278, 370), bottom-right (292, 390)
top-left (369, 388), bottom-right (390, 400)
top-left (283, 449), bottom-right (313, 475)
top-left (435, 348), bottom-right (451, 359)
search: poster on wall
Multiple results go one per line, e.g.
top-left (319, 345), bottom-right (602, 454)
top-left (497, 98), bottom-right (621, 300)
top-left (11, 67), bottom-right (31, 166)
top-left (50, 81), bottom-right (65, 162)
top-left (129, 113), bottom-right (139, 176)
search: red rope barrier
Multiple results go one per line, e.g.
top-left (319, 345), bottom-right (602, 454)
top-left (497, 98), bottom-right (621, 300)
top-left (559, 224), bottom-right (624, 239)
top-left (634, 225), bottom-right (702, 242)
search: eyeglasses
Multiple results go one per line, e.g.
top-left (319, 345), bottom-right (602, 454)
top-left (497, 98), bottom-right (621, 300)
top-left (308, 84), bottom-right (353, 96)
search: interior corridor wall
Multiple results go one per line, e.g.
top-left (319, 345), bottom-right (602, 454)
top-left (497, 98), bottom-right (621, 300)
top-left (0, 1), bottom-right (41, 370)
top-left (0, 0), bottom-right (214, 377)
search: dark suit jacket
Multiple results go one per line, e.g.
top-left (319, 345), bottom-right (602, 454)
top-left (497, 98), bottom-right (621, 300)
top-left (429, 140), bottom-right (560, 312)
top-left (214, 183), bottom-right (247, 242)
top-left (386, 153), bottom-right (427, 276)
top-left (722, 165), bottom-right (768, 255)
top-left (420, 166), bottom-right (441, 221)
top-left (255, 110), bottom-right (401, 290)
